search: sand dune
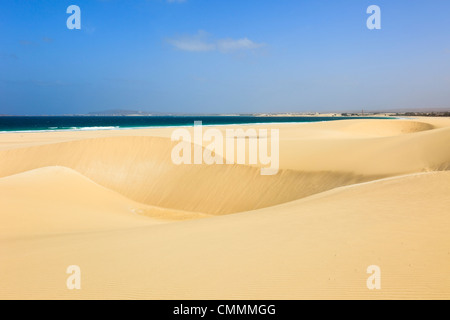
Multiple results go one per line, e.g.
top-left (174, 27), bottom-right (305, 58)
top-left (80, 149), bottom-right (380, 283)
top-left (279, 123), bottom-right (450, 175)
top-left (1, 117), bottom-right (450, 299)
top-left (330, 119), bottom-right (435, 136)
top-left (0, 136), bottom-right (383, 215)
top-left (0, 166), bottom-right (214, 236)
top-left (1, 119), bottom-right (449, 215)
top-left (0, 166), bottom-right (162, 238)
top-left (1, 171), bottom-right (449, 299)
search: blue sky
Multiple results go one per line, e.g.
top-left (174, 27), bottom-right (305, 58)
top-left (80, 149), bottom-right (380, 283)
top-left (1, 0), bottom-right (449, 115)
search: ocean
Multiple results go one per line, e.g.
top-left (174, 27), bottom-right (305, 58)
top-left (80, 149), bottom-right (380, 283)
top-left (0, 116), bottom-right (391, 133)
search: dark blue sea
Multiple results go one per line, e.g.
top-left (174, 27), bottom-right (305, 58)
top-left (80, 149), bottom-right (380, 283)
top-left (0, 116), bottom-right (391, 132)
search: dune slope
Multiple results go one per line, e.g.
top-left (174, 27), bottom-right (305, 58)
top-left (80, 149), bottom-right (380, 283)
top-left (0, 136), bottom-right (382, 215)
top-left (0, 171), bottom-right (449, 299)
top-left (0, 166), bottom-right (162, 237)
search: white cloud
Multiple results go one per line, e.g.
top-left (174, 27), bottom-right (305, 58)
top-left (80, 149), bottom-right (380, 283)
top-left (167, 31), bottom-right (265, 53)
top-left (216, 38), bottom-right (265, 53)
top-left (167, 31), bottom-right (215, 52)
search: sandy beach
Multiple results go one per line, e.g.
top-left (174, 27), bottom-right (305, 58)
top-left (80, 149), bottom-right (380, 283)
top-left (1, 117), bottom-right (450, 300)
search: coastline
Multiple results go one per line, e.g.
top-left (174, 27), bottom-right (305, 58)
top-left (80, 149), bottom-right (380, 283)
top-left (0, 115), bottom-right (396, 134)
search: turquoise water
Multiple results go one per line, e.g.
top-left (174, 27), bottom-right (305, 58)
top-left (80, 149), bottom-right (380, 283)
top-left (0, 116), bottom-right (392, 132)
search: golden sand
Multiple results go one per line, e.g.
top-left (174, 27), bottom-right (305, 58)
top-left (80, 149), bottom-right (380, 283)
top-left (0, 117), bottom-right (449, 299)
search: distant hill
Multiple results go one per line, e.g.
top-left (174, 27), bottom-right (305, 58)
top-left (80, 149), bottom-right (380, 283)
top-left (87, 109), bottom-right (153, 116)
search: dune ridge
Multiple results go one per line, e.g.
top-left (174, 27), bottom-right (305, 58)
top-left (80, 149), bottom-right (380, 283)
top-left (0, 136), bottom-right (386, 215)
